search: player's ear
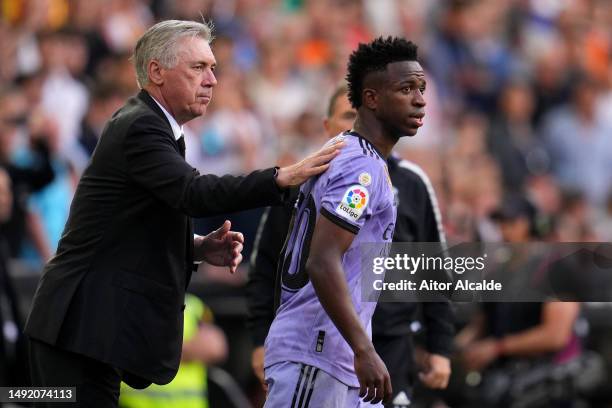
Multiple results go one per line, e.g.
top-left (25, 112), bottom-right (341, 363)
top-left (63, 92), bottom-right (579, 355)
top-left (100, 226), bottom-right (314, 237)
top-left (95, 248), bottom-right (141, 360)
top-left (363, 88), bottom-right (378, 110)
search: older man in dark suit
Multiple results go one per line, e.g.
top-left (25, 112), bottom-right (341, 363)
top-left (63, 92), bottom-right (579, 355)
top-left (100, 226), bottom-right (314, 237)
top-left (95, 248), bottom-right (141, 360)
top-left (25, 20), bottom-right (342, 407)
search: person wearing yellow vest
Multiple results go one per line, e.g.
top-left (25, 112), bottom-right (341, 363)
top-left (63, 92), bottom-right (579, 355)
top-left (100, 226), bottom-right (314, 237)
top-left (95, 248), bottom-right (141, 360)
top-left (119, 294), bottom-right (228, 408)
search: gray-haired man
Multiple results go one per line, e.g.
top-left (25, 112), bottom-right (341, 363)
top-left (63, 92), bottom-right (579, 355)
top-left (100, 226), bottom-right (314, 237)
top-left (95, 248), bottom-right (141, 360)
top-left (25, 20), bottom-right (341, 407)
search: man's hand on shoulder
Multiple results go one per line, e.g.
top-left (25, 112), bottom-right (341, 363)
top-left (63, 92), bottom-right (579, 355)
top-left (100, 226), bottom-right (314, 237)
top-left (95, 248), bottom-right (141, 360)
top-left (275, 140), bottom-right (344, 188)
top-left (194, 220), bottom-right (244, 274)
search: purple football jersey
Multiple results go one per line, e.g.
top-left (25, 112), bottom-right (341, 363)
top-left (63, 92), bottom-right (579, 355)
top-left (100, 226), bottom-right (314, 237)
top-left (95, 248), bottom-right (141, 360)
top-left (264, 131), bottom-right (397, 387)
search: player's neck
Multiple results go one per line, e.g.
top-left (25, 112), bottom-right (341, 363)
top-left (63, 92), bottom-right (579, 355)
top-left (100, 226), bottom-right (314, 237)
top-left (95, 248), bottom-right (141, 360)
top-left (352, 115), bottom-right (397, 159)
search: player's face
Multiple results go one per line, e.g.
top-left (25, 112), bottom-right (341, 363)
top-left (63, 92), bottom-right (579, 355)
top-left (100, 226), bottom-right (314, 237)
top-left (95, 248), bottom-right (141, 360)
top-left (377, 61), bottom-right (426, 137)
top-left (160, 36), bottom-right (217, 124)
top-left (325, 94), bottom-right (357, 137)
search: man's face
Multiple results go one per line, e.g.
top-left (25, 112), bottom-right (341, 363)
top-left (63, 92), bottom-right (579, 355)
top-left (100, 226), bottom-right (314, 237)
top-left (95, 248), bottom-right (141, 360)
top-left (498, 217), bottom-right (530, 242)
top-left (324, 93), bottom-right (356, 137)
top-left (372, 61), bottom-right (426, 137)
top-left (159, 36), bottom-right (217, 124)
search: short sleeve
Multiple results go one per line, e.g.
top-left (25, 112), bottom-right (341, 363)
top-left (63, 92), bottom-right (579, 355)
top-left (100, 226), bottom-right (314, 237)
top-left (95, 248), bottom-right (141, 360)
top-left (319, 153), bottom-right (385, 234)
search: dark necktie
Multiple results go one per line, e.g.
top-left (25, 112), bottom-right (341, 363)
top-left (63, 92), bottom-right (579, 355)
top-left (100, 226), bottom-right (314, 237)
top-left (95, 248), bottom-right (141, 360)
top-left (178, 135), bottom-right (186, 158)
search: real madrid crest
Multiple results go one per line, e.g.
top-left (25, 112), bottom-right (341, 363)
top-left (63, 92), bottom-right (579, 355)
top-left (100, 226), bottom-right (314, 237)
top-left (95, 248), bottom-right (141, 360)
top-left (358, 172), bottom-right (372, 187)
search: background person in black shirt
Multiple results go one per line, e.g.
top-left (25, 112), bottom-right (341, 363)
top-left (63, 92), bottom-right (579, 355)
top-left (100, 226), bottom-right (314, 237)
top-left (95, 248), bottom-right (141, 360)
top-left (0, 167), bottom-right (29, 387)
top-left (0, 87), bottom-right (55, 258)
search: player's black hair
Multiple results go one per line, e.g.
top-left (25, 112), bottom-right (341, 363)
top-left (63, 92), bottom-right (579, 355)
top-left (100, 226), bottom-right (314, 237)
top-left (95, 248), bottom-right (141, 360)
top-left (346, 36), bottom-right (418, 109)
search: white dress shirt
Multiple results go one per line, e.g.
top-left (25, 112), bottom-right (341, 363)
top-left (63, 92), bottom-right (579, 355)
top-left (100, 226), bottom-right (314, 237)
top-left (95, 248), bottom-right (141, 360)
top-left (150, 96), bottom-right (184, 140)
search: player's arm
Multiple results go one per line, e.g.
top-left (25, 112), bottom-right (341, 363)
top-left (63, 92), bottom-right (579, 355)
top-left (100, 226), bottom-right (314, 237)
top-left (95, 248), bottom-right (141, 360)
top-left (306, 215), bottom-right (392, 405)
top-left (494, 301), bottom-right (579, 355)
top-left (462, 302), bottom-right (579, 371)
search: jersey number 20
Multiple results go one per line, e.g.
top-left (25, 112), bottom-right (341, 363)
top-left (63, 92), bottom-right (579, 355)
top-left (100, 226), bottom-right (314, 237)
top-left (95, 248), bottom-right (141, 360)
top-left (279, 192), bottom-right (317, 291)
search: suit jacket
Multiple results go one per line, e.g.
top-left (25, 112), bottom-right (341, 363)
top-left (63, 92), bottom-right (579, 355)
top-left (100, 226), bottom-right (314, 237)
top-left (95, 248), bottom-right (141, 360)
top-left (25, 90), bottom-right (284, 386)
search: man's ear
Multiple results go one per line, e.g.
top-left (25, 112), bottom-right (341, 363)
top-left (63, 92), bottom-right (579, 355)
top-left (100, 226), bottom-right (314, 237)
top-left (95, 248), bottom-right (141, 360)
top-left (363, 88), bottom-right (378, 110)
top-left (148, 60), bottom-right (164, 86)
top-left (323, 118), bottom-right (330, 134)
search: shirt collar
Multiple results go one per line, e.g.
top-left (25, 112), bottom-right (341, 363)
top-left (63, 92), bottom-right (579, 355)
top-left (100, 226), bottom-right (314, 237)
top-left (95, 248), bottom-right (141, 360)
top-left (150, 96), bottom-right (184, 140)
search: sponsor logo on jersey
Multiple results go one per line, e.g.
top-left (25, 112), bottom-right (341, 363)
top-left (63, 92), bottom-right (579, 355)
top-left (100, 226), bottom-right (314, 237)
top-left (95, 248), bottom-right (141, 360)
top-left (336, 185), bottom-right (369, 221)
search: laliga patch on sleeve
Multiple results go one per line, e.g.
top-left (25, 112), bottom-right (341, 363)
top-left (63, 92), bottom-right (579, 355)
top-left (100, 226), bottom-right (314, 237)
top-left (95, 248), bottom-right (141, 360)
top-left (336, 185), bottom-right (370, 221)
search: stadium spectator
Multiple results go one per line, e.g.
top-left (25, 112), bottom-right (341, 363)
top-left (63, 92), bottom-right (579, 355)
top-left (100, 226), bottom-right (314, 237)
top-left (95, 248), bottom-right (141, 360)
top-left (487, 80), bottom-right (549, 193)
top-left (37, 29), bottom-right (90, 165)
top-left (540, 73), bottom-right (612, 208)
top-left (453, 195), bottom-right (581, 407)
top-left (0, 87), bottom-right (55, 258)
top-left (0, 167), bottom-right (29, 387)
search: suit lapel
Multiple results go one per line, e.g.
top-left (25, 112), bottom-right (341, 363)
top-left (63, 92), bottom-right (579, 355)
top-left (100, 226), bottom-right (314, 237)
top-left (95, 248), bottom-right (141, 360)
top-left (136, 90), bottom-right (182, 152)
top-left (137, 90), bottom-right (171, 126)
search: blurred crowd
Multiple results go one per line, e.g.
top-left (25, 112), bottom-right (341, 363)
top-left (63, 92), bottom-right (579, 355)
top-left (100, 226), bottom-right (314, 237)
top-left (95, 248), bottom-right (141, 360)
top-left (1, 0), bottom-right (612, 270)
top-left (1, 0), bottom-right (612, 406)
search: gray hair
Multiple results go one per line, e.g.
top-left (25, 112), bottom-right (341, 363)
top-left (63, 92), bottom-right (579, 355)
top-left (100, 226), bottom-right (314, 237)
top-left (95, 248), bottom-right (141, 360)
top-left (133, 20), bottom-right (214, 88)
